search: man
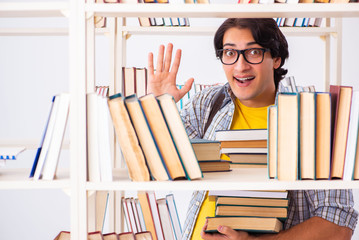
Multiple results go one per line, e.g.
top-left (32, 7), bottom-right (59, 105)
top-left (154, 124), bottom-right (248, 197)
top-left (147, 18), bottom-right (358, 240)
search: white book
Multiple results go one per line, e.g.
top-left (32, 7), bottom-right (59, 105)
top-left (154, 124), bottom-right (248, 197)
top-left (343, 91), bottom-right (359, 180)
top-left (166, 194), bottom-right (182, 240)
top-left (97, 95), bottom-right (113, 182)
top-left (208, 190), bottom-right (288, 199)
top-left (147, 191), bottom-right (165, 240)
top-left (215, 129), bottom-right (267, 141)
top-left (33, 95), bottom-right (61, 180)
top-left (157, 198), bottom-right (175, 240)
top-left (221, 147), bottom-right (268, 154)
top-left (42, 93), bottom-right (70, 180)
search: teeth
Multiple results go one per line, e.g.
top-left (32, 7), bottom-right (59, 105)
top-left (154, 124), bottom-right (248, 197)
top-left (235, 76), bottom-right (254, 83)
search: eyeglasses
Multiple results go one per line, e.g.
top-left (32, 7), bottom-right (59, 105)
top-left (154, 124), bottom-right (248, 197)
top-left (217, 48), bottom-right (270, 65)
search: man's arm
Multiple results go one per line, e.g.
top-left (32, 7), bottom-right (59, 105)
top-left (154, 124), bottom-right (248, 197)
top-left (201, 217), bottom-right (353, 240)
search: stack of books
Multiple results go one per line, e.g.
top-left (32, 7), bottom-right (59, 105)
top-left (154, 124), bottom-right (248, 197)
top-left (191, 139), bottom-right (231, 172)
top-left (215, 129), bottom-right (267, 168)
top-left (205, 190), bottom-right (288, 234)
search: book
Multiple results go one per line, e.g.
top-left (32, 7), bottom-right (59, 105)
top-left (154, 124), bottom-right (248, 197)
top-left (221, 147), bottom-right (267, 154)
top-left (108, 93), bottom-right (150, 181)
top-left (198, 160), bottom-right (231, 172)
top-left (125, 95), bottom-right (170, 181)
top-left (215, 129), bottom-right (267, 141)
top-left (330, 85), bottom-right (353, 179)
top-left (277, 93), bottom-right (299, 181)
top-left (96, 191), bottom-right (109, 233)
top-left (135, 231), bottom-right (153, 240)
top-left (135, 198), bottom-right (147, 231)
top-left (190, 139), bottom-right (221, 161)
top-left (0, 147), bottom-right (25, 160)
top-left (41, 93), bottom-right (70, 180)
top-left (315, 93), bottom-right (332, 179)
top-left (205, 216), bottom-right (283, 233)
top-left (165, 194), bottom-right (182, 240)
top-left (353, 133), bottom-right (359, 180)
top-left (215, 205), bottom-right (287, 219)
top-left (157, 198), bottom-right (175, 240)
top-left (228, 153), bottom-right (267, 164)
top-left (122, 197), bottom-right (137, 233)
top-left (136, 68), bottom-right (148, 97)
top-left (230, 163), bottom-right (267, 168)
top-left (119, 232), bottom-right (136, 240)
top-left (147, 191), bottom-right (165, 240)
top-left (139, 94), bottom-right (186, 180)
top-left (299, 92), bottom-right (316, 180)
top-left (138, 191), bottom-right (158, 240)
top-left (157, 93), bottom-right (203, 180)
top-left (216, 196), bottom-right (288, 207)
top-left (343, 91), bottom-right (359, 180)
top-left (88, 231), bottom-right (104, 240)
top-left (220, 140), bottom-right (267, 148)
top-left (103, 232), bottom-right (119, 240)
top-left (268, 105), bottom-right (277, 179)
top-left (54, 231), bottom-right (71, 240)
top-left (123, 67), bottom-right (136, 97)
top-left (131, 198), bottom-right (143, 232)
top-left (208, 190), bottom-right (288, 199)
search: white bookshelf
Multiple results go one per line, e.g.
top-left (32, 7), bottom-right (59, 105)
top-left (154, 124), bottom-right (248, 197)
top-left (2, 1), bottom-right (359, 240)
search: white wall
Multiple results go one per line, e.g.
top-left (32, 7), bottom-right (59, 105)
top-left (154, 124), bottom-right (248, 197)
top-left (1, 7), bottom-right (359, 240)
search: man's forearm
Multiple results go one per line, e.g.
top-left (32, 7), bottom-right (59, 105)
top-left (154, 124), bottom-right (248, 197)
top-left (254, 217), bottom-right (353, 240)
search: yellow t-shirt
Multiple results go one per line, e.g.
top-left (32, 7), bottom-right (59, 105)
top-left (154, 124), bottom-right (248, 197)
top-left (190, 98), bottom-right (269, 240)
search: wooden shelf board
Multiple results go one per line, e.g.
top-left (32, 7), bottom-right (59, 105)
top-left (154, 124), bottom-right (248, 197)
top-left (86, 168), bottom-right (359, 191)
top-left (0, 2), bottom-right (69, 18)
top-left (0, 168), bottom-right (70, 189)
top-left (88, 3), bottom-right (359, 18)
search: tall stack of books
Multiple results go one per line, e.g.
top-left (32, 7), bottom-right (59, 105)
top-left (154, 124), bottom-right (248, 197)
top-left (205, 190), bottom-right (288, 234)
top-left (215, 129), bottom-right (268, 168)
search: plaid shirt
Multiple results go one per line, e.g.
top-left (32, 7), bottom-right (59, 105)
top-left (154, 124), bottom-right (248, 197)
top-left (180, 84), bottom-right (358, 240)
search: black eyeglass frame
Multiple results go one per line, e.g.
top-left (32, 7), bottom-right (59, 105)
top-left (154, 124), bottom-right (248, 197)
top-left (217, 48), bottom-right (270, 65)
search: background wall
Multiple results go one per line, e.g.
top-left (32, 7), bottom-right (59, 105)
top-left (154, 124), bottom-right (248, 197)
top-left (1, 1), bottom-right (359, 239)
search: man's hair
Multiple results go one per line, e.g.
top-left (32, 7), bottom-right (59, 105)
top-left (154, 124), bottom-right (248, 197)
top-left (214, 18), bottom-right (289, 90)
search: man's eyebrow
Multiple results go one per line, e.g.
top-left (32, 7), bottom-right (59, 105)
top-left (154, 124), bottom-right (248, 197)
top-left (223, 41), bottom-right (258, 48)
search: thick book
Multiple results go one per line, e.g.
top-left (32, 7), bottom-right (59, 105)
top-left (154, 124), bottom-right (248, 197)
top-left (123, 67), bottom-right (136, 97)
top-left (215, 129), bottom-right (267, 141)
top-left (139, 94), bottom-right (186, 180)
top-left (157, 93), bottom-right (203, 180)
top-left (136, 68), bottom-right (148, 98)
top-left (215, 205), bottom-right (287, 219)
top-left (267, 105), bottom-right (277, 179)
top-left (41, 93), bottom-right (70, 180)
top-left (108, 93), bottom-right (150, 181)
top-left (208, 190), bottom-right (288, 199)
top-left (277, 93), bottom-right (299, 181)
top-left (228, 153), bottom-right (267, 164)
top-left (315, 92), bottom-right (331, 179)
top-left (166, 194), bottom-right (182, 240)
top-left (299, 92), bottom-right (316, 180)
top-left (125, 95), bottom-right (170, 181)
top-left (138, 191), bottom-right (158, 240)
top-left (330, 85), bottom-right (353, 179)
top-left (216, 196), bottom-right (288, 207)
top-left (190, 139), bottom-right (221, 161)
top-left (221, 147), bottom-right (267, 154)
top-left (220, 140), bottom-right (267, 148)
top-left (205, 216), bottom-right (283, 233)
top-left (198, 160), bottom-right (231, 172)
top-left (156, 198), bottom-right (175, 240)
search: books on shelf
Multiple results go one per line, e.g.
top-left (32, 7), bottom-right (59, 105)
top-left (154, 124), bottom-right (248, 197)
top-left (123, 67), bottom-right (148, 98)
top-left (108, 93), bottom-right (150, 182)
top-left (31, 93), bottom-right (70, 180)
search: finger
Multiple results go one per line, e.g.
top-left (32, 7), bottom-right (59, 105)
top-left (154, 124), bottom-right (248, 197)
top-left (163, 43), bottom-right (173, 72)
top-left (156, 44), bottom-right (165, 72)
top-left (170, 48), bottom-right (182, 76)
top-left (148, 52), bottom-right (154, 77)
top-left (217, 225), bottom-right (238, 237)
top-left (178, 78), bottom-right (194, 100)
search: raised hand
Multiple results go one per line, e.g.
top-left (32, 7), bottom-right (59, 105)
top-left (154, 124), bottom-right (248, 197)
top-left (147, 43), bottom-right (194, 103)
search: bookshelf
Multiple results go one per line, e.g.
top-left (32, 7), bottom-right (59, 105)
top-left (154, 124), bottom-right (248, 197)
top-left (1, 1), bottom-right (359, 240)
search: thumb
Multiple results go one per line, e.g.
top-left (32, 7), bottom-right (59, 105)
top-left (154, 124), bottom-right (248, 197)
top-left (217, 225), bottom-right (238, 237)
top-left (178, 78), bottom-right (194, 99)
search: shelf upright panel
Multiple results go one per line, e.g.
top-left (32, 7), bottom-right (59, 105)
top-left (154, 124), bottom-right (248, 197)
top-left (69, 0), bottom-right (88, 239)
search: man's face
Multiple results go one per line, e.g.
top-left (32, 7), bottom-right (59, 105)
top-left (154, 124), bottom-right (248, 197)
top-left (221, 27), bottom-right (281, 108)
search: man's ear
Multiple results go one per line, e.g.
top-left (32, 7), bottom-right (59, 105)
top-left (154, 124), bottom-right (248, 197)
top-left (273, 57), bottom-right (281, 69)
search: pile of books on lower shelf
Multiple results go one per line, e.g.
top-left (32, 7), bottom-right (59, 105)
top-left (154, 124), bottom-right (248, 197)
top-left (205, 190), bottom-right (288, 234)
